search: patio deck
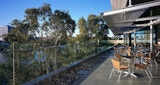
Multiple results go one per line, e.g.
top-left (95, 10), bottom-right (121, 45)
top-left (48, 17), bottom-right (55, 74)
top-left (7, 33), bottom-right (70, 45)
top-left (79, 50), bottom-right (160, 85)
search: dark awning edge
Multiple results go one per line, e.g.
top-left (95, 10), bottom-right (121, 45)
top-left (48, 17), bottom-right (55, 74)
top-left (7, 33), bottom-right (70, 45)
top-left (101, 0), bottom-right (160, 35)
top-left (101, 0), bottom-right (160, 16)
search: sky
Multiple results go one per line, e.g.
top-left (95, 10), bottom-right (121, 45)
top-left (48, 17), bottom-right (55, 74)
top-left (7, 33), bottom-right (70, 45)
top-left (0, 0), bottom-right (113, 37)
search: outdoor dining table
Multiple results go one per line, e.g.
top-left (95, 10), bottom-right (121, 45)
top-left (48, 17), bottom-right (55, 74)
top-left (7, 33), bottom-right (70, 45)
top-left (120, 54), bottom-right (138, 78)
top-left (122, 49), bottom-right (148, 78)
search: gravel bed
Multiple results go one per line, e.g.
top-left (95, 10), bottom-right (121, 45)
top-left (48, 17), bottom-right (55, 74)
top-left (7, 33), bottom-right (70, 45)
top-left (49, 50), bottom-right (112, 85)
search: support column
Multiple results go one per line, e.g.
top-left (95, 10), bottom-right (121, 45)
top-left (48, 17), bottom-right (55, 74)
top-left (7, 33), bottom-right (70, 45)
top-left (124, 33), bottom-right (128, 45)
top-left (134, 29), bottom-right (137, 50)
top-left (150, 20), bottom-right (153, 52)
top-left (123, 34), bottom-right (125, 44)
top-left (129, 33), bottom-right (132, 46)
top-left (150, 9), bottom-right (153, 52)
top-left (155, 27), bottom-right (158, 44)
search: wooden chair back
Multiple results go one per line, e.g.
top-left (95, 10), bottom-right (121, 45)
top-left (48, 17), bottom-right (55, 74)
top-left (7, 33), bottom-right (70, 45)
top-left (136, 51), bottom-right (143, 57)
top-left (114, 53), bottom-right (122, 61)
top-left (127, 46), bottom-right (133, 56)
top-left (149, 52), bottom-right (154, 59)
top-left (111, 59), bottom-right (120, 70)
top-left (119, 48), bottom-right (126, 53)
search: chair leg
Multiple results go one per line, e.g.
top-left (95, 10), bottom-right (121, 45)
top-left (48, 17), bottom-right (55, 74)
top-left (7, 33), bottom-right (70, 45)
top-left (131, 67), bottom-right (139, 78)
top-left (109, 68), bottom-right (114, 79)
top-left (118, 71), bottom-right (122, 83)
top-left (154, 59), bottom-right (158, 67)
top-left (149, 60), bottom-right (152, 67)
top-left (156, 51), bottom-right (160, 56)
top-left (147, 67), bottom-right (153, 78)
top-left (145, 69), bottom-right (151, 80)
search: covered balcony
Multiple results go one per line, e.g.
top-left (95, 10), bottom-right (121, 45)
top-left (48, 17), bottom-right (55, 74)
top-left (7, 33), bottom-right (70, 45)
top-left (3, 0), bottom-right (160, 85)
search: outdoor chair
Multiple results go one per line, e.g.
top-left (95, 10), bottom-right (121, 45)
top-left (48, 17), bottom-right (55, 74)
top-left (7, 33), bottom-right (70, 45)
top-left (135, 51), bottom-right (143, 64)
top-left (133, 58), bottom-right (153, 80)
top-left (113, 46), bottom-right (118, 53)
top-left (127, 46), bottom-right (132, 56)
top-left (109, 59), bottom-right (130, 83)
top-left (119, 47), bottom-right (128, 56)
top-left (114, 53), bottom-right (130, 66)
top-left (114, 53), bottom-right (122, 61)
top-left (142, 52), bottom-right (158, 67)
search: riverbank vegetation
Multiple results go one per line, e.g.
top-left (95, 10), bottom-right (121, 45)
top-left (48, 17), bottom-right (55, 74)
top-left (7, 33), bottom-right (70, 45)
top-left (0, 3), bottom-right (111, 85)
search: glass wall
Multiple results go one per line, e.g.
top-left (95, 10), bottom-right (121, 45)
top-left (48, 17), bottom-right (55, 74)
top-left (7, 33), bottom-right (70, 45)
top-left (124, 28), bottom-right (157, 45)
top-left (132, 29), bottom-right (156, 44)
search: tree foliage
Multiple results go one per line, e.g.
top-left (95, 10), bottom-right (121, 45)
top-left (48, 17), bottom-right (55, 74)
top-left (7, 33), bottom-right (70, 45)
top-left (4, 19), bottom-right (29, 43)
top-left (50, 10), bottom-right (76, 44)
top-left (77, 17), bottom-right (89, 43)
top-left (87, 14), bottom-right (99, 37)
top-left (77, 15), bottom-right (109, 44)
top-left (4, 3), bottom-right (76, 44)
top-left (97, 19), bottom-right (109, 40)
top-left (1, 3), bottom-right (110, 85)
top-left (1, 3), bottom-right (76, 84)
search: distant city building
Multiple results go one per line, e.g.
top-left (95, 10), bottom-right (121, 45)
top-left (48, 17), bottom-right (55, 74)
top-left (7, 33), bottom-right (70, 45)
top-left (0, 25), bottom-right (13, 41)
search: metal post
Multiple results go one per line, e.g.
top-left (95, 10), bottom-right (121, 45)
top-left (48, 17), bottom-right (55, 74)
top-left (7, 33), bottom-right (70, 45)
top-left (123, 34), bottom-right (125, 44)
top-left (134, 29), bottom-right (137, 50)
top-left (129, 0), bottom-right (132, 6)
top-left (150, 9), bottom-right (153, 52)
top-left (150, 20), bottom-right (153, 52)
top-left (13, 42), bottom-right (15, 85)
top-left (129, 33), bottom-right (132, 46)
top-left (126, 34), bottom-right (128, 45)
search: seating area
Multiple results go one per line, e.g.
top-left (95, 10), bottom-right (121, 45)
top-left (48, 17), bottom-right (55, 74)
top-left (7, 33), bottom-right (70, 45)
top-left (80, 0), bottom-right (160, 84)
top-left (80, 46), bottom-right (160, 85)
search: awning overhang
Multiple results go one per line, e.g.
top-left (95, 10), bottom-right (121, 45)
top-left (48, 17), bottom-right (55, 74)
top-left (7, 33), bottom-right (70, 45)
top-left (101, 0), bottom-right (160, 35)
top-left (110, 0), bottom-right (128, 10)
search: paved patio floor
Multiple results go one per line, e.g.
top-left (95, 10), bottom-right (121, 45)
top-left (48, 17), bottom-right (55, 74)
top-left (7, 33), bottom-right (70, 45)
top-left (79, 51), bottom-right (160, 85)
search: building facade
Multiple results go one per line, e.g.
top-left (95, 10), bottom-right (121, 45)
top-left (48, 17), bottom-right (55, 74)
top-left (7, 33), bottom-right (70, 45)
top-left (0, 25), bottom-right (13, 41)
